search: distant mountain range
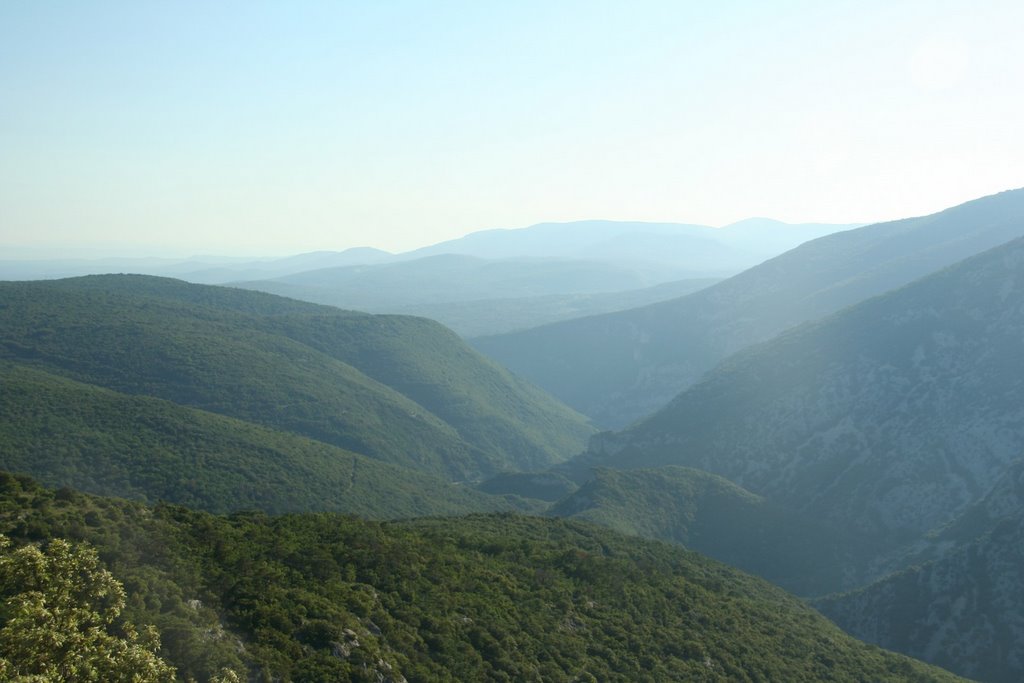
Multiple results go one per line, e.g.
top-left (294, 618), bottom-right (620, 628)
top-left (474, 188), bottom-right (1024, 427)
top-left (403, 218), bottom-right (859, 265)
top-left (1, 218), bottom-right (858, 284)
top-left (225, 218), bottom-right (856, 336)
top-left (2, 218), bottom-right (855, 337)
top-left (231, 256), bottom-right (722, 336)
top-left (7, 191), bottom-right (1024, 682)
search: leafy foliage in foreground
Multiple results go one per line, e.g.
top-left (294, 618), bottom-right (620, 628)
top-left (0, 534), bottom-right (176, 682)
top-left (0, 362), bottom-right (510, 518)
top-left (0, 474), bottom-right (963, 682)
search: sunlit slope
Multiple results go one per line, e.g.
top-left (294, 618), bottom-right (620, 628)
top-left (0, 362), bottom-right (511, 517)
top-left (474, 187), bottom-right (1024, 427)
top-left (0, 474), bottom-right (966, 683)
top-left (0, 276), bottom-right (593, 480)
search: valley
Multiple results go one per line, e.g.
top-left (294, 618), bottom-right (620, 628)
top-left (6, 4), bottom-right (1023, 680)
top-left (3, 188), bottom-right (1023, 681)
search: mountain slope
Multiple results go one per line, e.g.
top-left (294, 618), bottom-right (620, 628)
top-left (817, 459), bottom-right (1024, 683)
top-left (260, 311), bottom-right (594, 469)
top-left (474, 188), bottom-right (1024, 426)
top-left (0, 276), bottom-right (593, 480)
top-left (580, 235), bottom-right (1024, 547)
top-left (0, 474), bottom-right (966, 682)
top-left (0, 362), bottom-right (511, 517)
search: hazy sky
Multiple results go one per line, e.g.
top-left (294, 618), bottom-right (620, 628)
top-left (2, 1), bottom-right (1022, 257)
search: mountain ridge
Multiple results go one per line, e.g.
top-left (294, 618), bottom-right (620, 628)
top-left (473, 187), bottom-right (1024, 427)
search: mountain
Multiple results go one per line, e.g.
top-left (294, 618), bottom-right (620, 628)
top-left (408, 220), bottom-right (713, 257)
top-left (229, 219), bottom-right (856, 335)
top-left (166, 247), bottom-right (397, 284)
top-left (0, 275), bottom-right (593, 481)
top-left (0, 362), bottom-right (512, 518)
top-left (579, 234), bottom-right (1024, 555)
top-left (817, 459), bottom-right (1024, 683)
top-left (404, 218), bottom-right (856, 269)
top-left (240, 268), bottom-right (719, 337)
top-left (0, 218), bottom-right (854, 286)
top-left (395, 277), bottom-right (721, 338)
top-left (234, 253), bottom-right (710, 308)
top-left (473, 188), bottom-right (1024, 427)
top-left (0, 473), bottom-right (966, 682)
top-left (548, 466), bottom-right (872, 596)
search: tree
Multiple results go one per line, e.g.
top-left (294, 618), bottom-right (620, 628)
top-left (0, 534), bottom-right (176, 682)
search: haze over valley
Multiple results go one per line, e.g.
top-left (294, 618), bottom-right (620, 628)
top-left (3, 1), bottom-right (1024, 681)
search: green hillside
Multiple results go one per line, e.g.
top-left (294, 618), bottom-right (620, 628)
top-left (0, 473), bottom-right (964, 682)
top-left (0, 275), bottom-right (593, 480)
top-left (548, 467), bottom-right (870, 596)
top-left (0, 362), bottom-right (510, 518)
top-left (260, 311), bottom-right (593, 473)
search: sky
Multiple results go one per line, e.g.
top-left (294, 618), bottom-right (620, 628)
top-left (1, 0), bottom-right (1022, 257)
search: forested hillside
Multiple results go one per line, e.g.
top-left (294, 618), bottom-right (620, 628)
top-left (0, 362), bottom-right (512, 518)
top-left (0, 473), bottom-right (964, 682)
top-left (0, 275), bottom-right (593, 482)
